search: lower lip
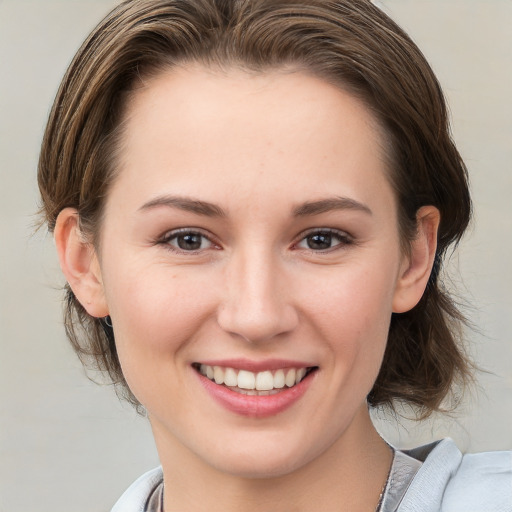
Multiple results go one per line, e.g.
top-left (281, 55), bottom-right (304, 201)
top-left (196, 370), bottom-right (315, 418)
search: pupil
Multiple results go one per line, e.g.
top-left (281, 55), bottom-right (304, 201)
top-left (178, 234), bottom-right (201, 250)
top-left (308, 233), bottom-right (331, 250)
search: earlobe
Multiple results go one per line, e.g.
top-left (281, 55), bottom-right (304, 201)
top-left (54, 208), bottom-right (109, 318)
top-left (392, 206), bottom-right (440, 314)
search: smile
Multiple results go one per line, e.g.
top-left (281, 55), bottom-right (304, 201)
top-left (195, 364), bottom-right (314, 396)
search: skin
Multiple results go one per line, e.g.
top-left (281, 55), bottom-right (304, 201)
top-left (55, 66), bottom-right (439, 511)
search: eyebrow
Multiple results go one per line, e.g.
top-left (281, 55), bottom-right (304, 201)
top-left (138, 195), bottom-right (372, 218)
top-left (139, 195), bottom-right (227, 217)
top-left (293, 197), bottom-right (372, 217)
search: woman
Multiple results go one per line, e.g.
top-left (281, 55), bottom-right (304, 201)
top-left (37, 0), bottom-right (511, 511)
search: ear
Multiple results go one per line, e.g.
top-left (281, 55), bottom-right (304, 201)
top-left (54, 208), bottom-right (109, 318)
top-left (392, 205), bottom-right (440, 313)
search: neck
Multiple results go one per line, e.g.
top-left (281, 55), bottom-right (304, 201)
top-left (152, 404), bottom-right (392, 512)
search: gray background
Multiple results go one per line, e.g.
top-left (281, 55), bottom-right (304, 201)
top-left (1, 1), bottom-right (511, 511)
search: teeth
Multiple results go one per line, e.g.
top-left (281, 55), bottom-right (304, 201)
top-left (213, 366), bottom-right (224, 385)
top-left (236, 388), bottom-right (281, 396)
top-left (198, 364), bottom-right (311, 392)
top-left (285, 369), bottom-right (296, 387)
top-left (224, 367), bottom-right (238, 387)
top-left (295, 368), bottom-right (307, 384)
top-left (255, 371), bottom-right (273, 391)
top-left (237, 370), bottom-right (256, 390)
top-left (274, 369), bottom-right (285, 389)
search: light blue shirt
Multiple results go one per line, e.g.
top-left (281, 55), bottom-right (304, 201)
top-left (111, 438), bottom-right (512, 512)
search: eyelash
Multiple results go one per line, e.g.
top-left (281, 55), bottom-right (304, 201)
top-left (157, 228), bottom-right (218, 254)
top-left (293, 228), bottom-right (354, 253)
top-left (156, 228), bottom-right (353, 254)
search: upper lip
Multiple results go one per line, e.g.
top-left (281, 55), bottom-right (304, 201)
top-left (194, 358), bottom-right (316, 372)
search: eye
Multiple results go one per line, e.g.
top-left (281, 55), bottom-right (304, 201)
top-left (296, 229), bottom-right (352, 251)
top-left (160, 229), bottom-right (215, 252)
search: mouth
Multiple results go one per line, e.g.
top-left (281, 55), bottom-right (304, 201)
top-left (192, 363), bottom-right (318, 396)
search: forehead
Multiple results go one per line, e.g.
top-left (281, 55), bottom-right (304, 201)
top-left (112, 65), bottom-right (393, 214)
top-left (124, 65), bottom-right (384, 147)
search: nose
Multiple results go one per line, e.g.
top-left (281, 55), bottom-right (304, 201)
top-left (217, 248), bottom-right (299, 343)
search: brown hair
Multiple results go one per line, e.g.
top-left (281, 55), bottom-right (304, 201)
top-left (38, 0), bottom-right (472, 416)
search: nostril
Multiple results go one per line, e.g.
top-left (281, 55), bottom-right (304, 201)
top-left (217, 304), bottom-right (299, 344)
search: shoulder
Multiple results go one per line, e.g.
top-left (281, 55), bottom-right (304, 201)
top-left (443, 448), bottom-right (512, 512)
top-left (397, 439), bottom-right (512, 512)
top-left (111, 466), bottom-right (163, 512)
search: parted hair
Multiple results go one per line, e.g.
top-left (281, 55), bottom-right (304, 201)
top-left (38, 0), bottom-right (472, 416)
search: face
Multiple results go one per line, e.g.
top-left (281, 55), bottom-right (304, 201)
top-left (95, 66), bottom-right (409, 477)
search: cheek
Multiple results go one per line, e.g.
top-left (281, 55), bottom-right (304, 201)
top-left (102, 263), bottom-right (218, 382)
top-left (298, 261), bottom-right (396, 374)
top-left (300, 259), bottom-right (397, 329)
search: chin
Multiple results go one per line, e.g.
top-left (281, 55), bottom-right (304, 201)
top-left (214, 454), bottom-right (306, 480)
top-left (201, 433), bottom-right (323, 480)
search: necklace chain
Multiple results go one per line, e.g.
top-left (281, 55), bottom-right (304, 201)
top-left (156, 448), bottom-right (394, 512)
